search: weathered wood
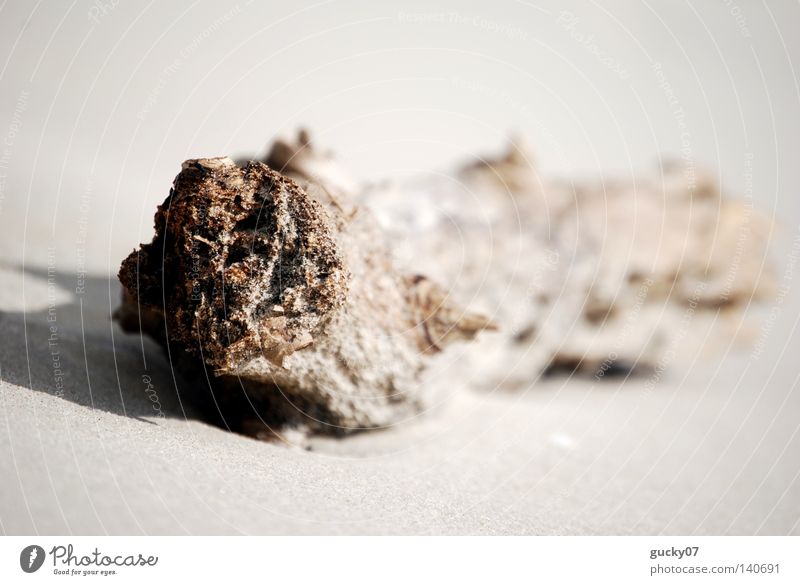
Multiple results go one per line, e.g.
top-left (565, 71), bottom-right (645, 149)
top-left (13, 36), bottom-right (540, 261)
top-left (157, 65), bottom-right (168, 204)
top-left (116, 154), bottom-right (493, 438)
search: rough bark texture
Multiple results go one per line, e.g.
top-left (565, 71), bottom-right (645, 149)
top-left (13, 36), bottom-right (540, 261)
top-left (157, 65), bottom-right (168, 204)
top-left (117, 130), bottom-right (774, 438)
top-left (116, 155), bottom-right (493, 438)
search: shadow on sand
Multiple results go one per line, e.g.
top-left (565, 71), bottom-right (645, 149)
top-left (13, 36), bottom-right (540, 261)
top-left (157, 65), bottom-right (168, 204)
top-left (0, 264), bottom-right (202, 426)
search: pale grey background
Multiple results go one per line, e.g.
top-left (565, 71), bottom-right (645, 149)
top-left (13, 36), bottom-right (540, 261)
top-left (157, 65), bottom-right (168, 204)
top-left (0, 0), bottom-right (799, 534)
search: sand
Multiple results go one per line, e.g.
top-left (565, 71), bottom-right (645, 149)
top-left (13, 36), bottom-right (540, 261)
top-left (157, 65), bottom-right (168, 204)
top-left (1, 263), bottom-right (798, 534)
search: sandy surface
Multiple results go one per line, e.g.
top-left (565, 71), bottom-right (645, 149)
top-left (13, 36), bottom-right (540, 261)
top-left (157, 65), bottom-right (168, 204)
top-left (1, 264), bottom-right (798, 535)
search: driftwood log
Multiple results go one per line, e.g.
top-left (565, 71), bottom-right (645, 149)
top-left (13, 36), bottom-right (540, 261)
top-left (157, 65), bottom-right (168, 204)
top-left (117, 130), bottom-right (773, 438)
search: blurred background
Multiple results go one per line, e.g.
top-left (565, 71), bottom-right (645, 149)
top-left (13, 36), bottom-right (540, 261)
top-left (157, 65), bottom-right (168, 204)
top-left (1, 0), bottom-right (799, 534)
top-left (1, 0), bottom-right (798, 271)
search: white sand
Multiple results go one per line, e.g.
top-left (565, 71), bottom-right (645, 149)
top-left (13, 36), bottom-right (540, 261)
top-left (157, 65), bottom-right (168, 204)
top-left (1, 265), bottom-right (798, 534)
